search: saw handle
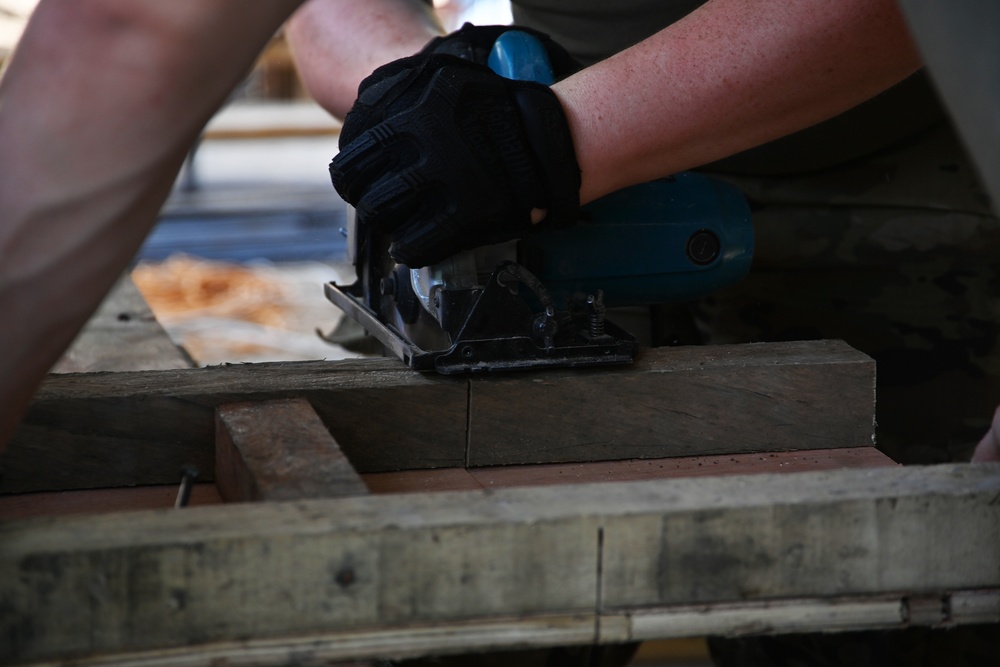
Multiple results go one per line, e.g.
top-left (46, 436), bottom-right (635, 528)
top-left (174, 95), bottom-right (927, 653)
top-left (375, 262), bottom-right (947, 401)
top-left (487, 31), bottom-right (556, 85)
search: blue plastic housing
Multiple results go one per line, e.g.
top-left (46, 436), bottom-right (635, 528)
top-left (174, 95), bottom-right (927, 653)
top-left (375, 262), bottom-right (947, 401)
top-left (490, 30), bottom-right (755, 307)
top-left (521, 173), bottom-right (754, 306)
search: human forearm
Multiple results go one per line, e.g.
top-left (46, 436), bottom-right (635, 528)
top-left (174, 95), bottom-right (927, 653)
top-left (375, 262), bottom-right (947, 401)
top-left (0, 0), bottom-right (301, 446)
top-left (286, 0), bottom-right (443, 118)
top-left (553, 0), bottom-right (923, 204)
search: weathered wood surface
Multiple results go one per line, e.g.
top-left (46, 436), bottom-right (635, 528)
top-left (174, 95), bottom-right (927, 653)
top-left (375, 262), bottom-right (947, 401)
top-left (52, 275), bottom-right (193, 374)
top-left (2, 358), bottom-right (467, 493)
top-left (2, 463), bottom-right (997, 664)
top-left (29, 591), bottom-right (997, 667)
top-left (466, 339), bottom-right (875, 466)
top-left (0, 484), bottom-right (222, 521)
top-left (366, 446), bottom-right (896, 494)
top-left (2, 340), bottom-right (875, 493)
top-left (0, 447), bottom-right (895, 521)
top-left (215, 399), bottom-right (368, 502)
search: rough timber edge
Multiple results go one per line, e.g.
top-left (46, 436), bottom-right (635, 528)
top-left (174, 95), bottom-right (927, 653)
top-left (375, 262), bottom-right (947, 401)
top-left (17, 590), bottom-right (1000, 667)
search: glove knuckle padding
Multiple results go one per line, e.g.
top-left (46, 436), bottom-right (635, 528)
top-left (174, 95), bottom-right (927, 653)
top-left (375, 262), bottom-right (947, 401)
top-left (331, 54), bottom-right (580, 268)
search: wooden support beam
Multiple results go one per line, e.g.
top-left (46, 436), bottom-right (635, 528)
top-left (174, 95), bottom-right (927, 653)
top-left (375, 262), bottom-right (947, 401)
top-left (2, 358), bottom-right (466, 493)
top-left (18, 591), bottom-right (998, 667)
top-left (365, 446), bottom-right (896, 494)
top-left (467, 340), bottom-right (875, 466)
top-left (0, 447), bottom-right (896, 521)
top-left (1, 340), bottom-right (874, 493)
top-left (2, 463), bottom-right (997, 664)
top-left (215, 399), bottom-right (369, 502)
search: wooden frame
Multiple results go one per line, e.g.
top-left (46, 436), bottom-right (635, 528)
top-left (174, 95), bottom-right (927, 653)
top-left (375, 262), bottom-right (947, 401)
top-left (3, 339), bottom-right (874, 493)
top-left (3, 464), bottom-right (998, 664)
top-left (2, 284), bottom-right (997, 665)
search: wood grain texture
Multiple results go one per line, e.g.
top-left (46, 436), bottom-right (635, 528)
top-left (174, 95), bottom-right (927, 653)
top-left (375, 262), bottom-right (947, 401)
top-left (467, 446), bottom-right (895, 490)
top-left (468, 339), bottom-right (875, 465)
top-left (363, 467), bottom-right (484, 495)
top-left (215, 399), bottom-right (368, 502)
top-left (52, 275), bottom-right (193, 374)
top-left (365, 447), bottom-right (896, 494)
top-left (0, 447), bottom-right (894, 520)
top-left (2, 463), bottom-right (997, 664)
top-left (2, 358), bottom-right (467, 493)
top-left (11, 591), bottom-right (998, 667)
top-left (2, 341), bottom-right (873, 494)
top-left (0, 484), bottom-right (221, 521)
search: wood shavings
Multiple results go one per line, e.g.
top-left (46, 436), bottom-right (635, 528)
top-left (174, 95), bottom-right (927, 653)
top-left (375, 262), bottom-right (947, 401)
top-left (132, 255), bottom-right (289, 328)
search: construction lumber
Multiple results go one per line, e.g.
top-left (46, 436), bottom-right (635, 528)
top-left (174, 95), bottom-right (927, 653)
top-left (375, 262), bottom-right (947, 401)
top-left (215, 398), bottom-right (368, 502)
top-left (2, 463), bottom-right (997, 664)
top-left (52, 275), bottom-right (193, 374)
top-left (0, 484), bottom-right (221, 521)
top-left (365, 446), bottom-right (896, 494)
top-left (2, 357), bottom-right (466, 494)
top-left (1, 340), bottom-right (874, 493)
top-left (467, 339), bottom-right (874, 466)
top-left (0, 447), bottom-right (895, 521)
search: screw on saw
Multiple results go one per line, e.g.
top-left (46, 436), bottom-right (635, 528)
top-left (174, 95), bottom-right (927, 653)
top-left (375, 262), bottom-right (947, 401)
top-left (586, 291), bottom-right (607, 337)
top-left (686, 229), bottom-right (721, 265)
top-left (174, 464), bottom-right (199, 509)
top-left (379, 275), bottom-right (396, 297)
top-left (533, 305), bottom-right (558, 350)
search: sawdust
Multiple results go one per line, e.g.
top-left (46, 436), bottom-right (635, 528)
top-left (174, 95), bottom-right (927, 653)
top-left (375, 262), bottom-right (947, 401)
top-left (130, 255), bottom-right (354, 365)
top-left (132, 255), bottom-right (289, 327)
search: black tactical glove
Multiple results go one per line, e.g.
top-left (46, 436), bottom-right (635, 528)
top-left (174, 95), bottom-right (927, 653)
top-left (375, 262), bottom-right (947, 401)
top-left (330, 53), bottom-right (581, 268)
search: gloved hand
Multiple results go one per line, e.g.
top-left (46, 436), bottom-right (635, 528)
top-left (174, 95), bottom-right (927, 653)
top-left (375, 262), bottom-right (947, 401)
top-left (329, 37), bottom-right (581, 268)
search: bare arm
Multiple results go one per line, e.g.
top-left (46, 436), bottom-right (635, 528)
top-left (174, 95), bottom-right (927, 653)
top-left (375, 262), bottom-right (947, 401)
top-left (973, 407), bottom-right (1000, 462)
top-left (553, 0), bottom-right (923, 204)
top-left (286, 0), bottom-right (443, 118)
top-left (0, 0), bottom-right (301, 446)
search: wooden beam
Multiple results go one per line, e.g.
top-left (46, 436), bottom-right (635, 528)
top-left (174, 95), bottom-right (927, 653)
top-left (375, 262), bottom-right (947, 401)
top-left (2, 463), bottom-right (997, 664)
top-left (2, 340), bottom-right (874, 493)
top-left (0, 447), bottom-right (895, 521)
top-left (2, 358), bottom-right (467, 493)
top-left (215, 399), bottom-right (368, 502)
top-left (53, 275), bottom-right (193, 374)
top-left (0, 484), bottom-right (222, 521)
top-left (21, 591), bottom-right (998, 667)
top-left (467, 339), bottom-right (875, 465)
top-left (364, 446), bottom-right (896, 494)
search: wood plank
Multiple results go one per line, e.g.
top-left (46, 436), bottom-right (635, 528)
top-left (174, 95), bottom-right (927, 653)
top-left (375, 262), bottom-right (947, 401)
top-left (2, 341), bottom-right (874, 494)
top-left (468, 339), bottom-right (875, 465)
top-left (468, 447), bottom-right (895, 490)
top-left (2, 358), bottom-right (468, 493)
top-left (363, 467), bottom-right (484, 495)
top-left (53, 275), bottom-right (193, 374)
top-left (1, 463), bottom-right (997, 664)
top-left (613, 589), bottom-right (1000, 643)
top-left (27, 614), bottom-right (600, 667)
top-left (0, 483), bottom-right (221, 521)
top-left (215, 399), bottom-right (368, 502)
top-left (0, 447), bottom-right (893, 520)
top-left (363, 447), bottom-right (896, 494)
top-left (12, 591), bottom-right (998, 667)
